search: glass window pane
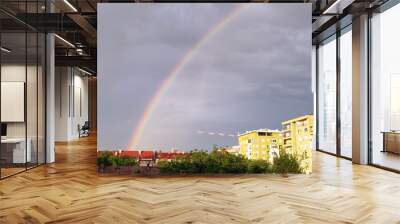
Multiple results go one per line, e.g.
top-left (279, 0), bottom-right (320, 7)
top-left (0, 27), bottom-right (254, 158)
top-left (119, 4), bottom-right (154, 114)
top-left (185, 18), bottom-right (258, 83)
top-left (318, 36), bottom-right (337, 154)
top-left (340, 28), bottom-right (352, 158)
top-left (38, 33), bottom-right (46, 165)
top-left (371, 4), bottom-right (400, 171)
top-left (27, 31), bottom-right (38, 168)
top-left (1, 31), bottom-right (27, 177)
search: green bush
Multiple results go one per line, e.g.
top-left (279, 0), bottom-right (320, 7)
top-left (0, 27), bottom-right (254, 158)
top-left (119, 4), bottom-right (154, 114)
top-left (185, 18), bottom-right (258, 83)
top-left (157, 150), bottom-right (304, 175)
top-left (247, 160), bottom-right (271, 173)
top-left (111, 156), bottom-right (138, 169)
top-left (272, 151), bottom-right (303, 174)
top-left (214, 151), bottom-right (248, 173)
top-left (97, 152), bottom-right (113, 167)
top-left (157, 150), bottom-right (248, 174)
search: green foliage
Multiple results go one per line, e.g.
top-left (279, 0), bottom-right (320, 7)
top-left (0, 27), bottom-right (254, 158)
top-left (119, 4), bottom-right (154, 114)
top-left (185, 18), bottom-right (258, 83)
top-left (97, 152), bottom-right (138, 169)
top-left (157, 150), bottom-right (304, 175)
top-left (211, 150), bottom-right (248, 173)
top-left (157, 150), bottom-right (248, 174)
top-left (97, 152), bottom-right (113, 167)
top-left (272, 151), bottom-right (303, 174)
top-left (111, 156), bottom-right (138, 168)
top-left (247, 160), bottom-right (271, 173)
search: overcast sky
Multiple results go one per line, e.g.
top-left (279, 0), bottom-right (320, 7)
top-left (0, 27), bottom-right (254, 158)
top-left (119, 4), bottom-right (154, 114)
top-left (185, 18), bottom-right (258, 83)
top-left (98, 3), bottom-right (312, 151)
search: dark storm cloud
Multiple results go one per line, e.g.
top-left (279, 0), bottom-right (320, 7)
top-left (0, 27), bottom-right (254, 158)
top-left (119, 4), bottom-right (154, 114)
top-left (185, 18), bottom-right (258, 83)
top-left (98, 3), bottom-right (312, 151)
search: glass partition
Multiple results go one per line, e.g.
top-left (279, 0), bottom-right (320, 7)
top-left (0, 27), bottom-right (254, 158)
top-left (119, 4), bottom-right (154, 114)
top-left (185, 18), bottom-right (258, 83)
top-left (317, 36), bottom-right (337, 154)
top-left (0, 31), bottom-right (28, 177)
top-left (371, 3), bottom-right (400, 171)
top-left (0, 2), bottom-right (46, 179)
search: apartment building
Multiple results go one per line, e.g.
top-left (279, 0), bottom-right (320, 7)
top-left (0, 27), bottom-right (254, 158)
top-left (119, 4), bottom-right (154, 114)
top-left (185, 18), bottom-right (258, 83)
top-left (238, 129), bottom-right (282, 162)
top-left (282, 115), bottom-right (314, 172)
top-left (282, 115), bottom-right (314, 155)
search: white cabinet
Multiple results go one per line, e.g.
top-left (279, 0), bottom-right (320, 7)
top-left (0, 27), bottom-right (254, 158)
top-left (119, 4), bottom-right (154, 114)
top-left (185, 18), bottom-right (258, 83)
top-left (1, 138), bottom-right (32, 163)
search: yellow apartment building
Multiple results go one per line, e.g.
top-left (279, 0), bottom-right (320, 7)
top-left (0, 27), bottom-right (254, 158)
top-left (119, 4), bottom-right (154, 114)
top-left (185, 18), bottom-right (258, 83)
top-left (238, 129), bottom-right (283, 162)
top-left (281, 114), bottom-right (314, 172)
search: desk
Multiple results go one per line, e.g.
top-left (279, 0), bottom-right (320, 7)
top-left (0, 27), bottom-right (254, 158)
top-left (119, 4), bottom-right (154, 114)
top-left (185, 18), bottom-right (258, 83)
top-left (1, 138), bottom-right (31, 164)
top-left (382, 131), bottom-right (400, 154)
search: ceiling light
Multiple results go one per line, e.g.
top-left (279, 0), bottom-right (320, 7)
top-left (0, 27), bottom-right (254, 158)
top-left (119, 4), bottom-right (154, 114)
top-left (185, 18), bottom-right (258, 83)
top-left (63, 0), bottom-right (78, 12)
top-left (1, 47), bottom-right (11, 53)
top-left (54, 34), bottom-right (75, 48)
top-left (78, 67), bottom-right (93, 76)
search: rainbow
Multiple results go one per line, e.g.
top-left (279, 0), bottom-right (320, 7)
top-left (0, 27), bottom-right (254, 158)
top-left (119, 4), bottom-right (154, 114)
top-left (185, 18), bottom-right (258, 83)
top-left (128, 4), bottom-right (249, 149)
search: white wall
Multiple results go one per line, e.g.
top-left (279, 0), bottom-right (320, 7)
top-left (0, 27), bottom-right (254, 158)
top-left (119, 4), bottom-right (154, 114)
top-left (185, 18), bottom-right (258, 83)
top-left (1, 65), bottom-right (39, 137)
top-left (55, 67), bottom-right (89, 141)
top-left (1, 64), bottom-right (46, 163)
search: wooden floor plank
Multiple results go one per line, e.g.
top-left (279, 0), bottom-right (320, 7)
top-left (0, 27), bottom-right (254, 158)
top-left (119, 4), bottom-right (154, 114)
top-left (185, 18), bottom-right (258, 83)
top-left (1, 135), bottom-right (400, 223)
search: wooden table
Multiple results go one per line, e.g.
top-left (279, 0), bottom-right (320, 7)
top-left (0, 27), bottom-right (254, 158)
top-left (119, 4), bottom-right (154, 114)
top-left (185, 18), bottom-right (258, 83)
top-left (382, 131), bottom-right (400, 154)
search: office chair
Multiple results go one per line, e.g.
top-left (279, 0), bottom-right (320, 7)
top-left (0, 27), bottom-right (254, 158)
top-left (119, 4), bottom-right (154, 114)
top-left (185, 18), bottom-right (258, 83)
top-left (79, 121), bottom-right (90, 138)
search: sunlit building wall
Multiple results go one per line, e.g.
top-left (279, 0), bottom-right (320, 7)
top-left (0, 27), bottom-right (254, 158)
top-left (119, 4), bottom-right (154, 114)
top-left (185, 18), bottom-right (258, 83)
top-left (282, 115), bottom-right (314, 172)
top-left (238, 129), bottom-right (282, 162)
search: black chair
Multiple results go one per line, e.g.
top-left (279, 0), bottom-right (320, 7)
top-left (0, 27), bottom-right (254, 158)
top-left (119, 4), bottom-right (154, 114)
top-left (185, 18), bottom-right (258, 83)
top-left (79, 121), bottom-right (90, 138)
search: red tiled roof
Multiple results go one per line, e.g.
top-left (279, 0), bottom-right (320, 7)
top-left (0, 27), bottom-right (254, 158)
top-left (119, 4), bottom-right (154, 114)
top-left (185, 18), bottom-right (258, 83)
top-left (157, 152), bottom-right (188, 160)
top-left (120, 151), bottom-right (140, 158)
top-left (140, 151), bottom-right (155, 159)
top-left (158, 152), bottom-right (172, 159)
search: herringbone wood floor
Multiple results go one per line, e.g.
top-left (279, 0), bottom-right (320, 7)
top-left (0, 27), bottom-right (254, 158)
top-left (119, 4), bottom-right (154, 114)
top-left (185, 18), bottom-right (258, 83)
top-left (1, 135), bottom-right (400, 224)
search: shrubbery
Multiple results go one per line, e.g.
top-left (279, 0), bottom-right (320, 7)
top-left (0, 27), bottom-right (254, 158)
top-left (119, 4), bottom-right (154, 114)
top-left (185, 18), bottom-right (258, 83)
top-left (111, 156), bottom-right (138, 169)
top-left (247, 159), bottom-right (271, 173)
top-left (97, 152), bottom-right (138, 169)
top-left (97, 152), bottom-right (113, 167)
top-left (157, 150), bottom-right (303, 175)
top-left (97, 150), bottom-right (304, 175)
top-left (157, 151), bottom-right (248, 174)
top-left (272, 151), bottom-right (303, 174)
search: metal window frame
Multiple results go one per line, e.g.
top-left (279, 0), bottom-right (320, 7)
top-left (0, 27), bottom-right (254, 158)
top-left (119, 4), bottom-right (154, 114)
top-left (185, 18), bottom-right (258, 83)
top-left (315, 21), bottom-right (353, 162)
top-left (316, 0), bottom-right (400, 172)
top-left (0, 0), bottom-right (47, 180)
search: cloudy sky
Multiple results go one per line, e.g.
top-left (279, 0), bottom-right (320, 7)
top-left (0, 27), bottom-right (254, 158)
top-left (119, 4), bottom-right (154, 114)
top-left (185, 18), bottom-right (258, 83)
top-left (98, 3), bottom-right (312, 151)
